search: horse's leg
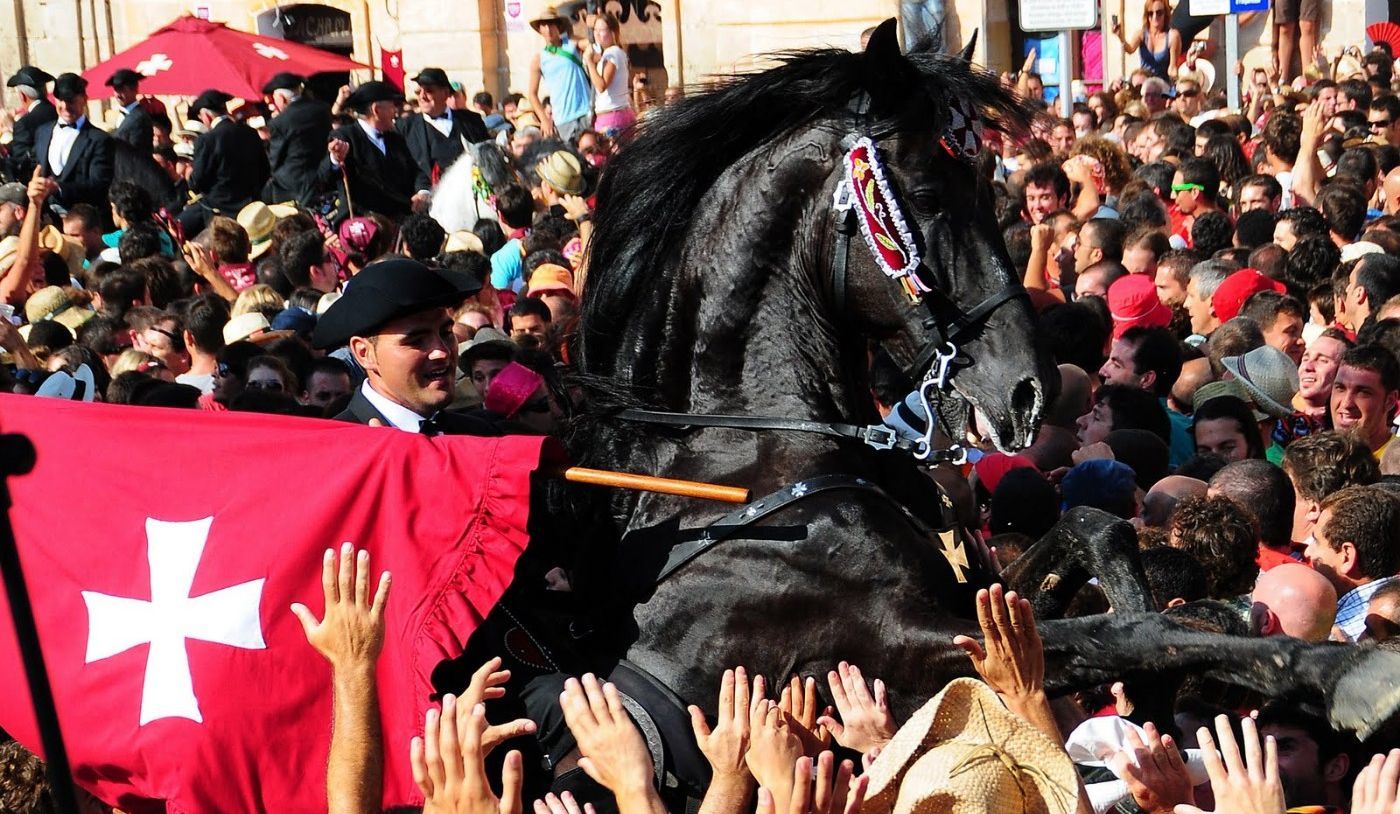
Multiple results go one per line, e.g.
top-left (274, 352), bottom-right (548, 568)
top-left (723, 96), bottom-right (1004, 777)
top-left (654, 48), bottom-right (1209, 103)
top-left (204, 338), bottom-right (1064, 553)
top-left (1027, 610), bottom-right (1400, 738)
top-left (1001, 507), bottom-right (1154, 617)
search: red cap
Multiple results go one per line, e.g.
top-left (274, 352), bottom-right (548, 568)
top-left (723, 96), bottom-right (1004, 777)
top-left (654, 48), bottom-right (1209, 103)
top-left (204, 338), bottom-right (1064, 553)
top-left (1106, 273), bottom-right (1172, 339)
top-left (1212, 268), bottom-right (1286, 323)
top-left (973, 453), bottom-right (1037, 495)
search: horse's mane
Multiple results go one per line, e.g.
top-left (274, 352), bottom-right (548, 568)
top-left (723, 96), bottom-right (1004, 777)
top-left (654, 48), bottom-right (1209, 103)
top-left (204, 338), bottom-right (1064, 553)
top-left (580, 39), bottom-right (1033, 373)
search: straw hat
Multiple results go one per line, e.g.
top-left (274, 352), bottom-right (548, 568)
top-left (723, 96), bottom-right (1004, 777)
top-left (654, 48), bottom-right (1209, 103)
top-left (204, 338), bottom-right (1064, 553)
top-left (222, 312), bottom-right (295, 345)
top-left (24, 285), bottom-right (94, 334)
top-left (237, 202), bottom-right (278, 260)
top-left (529, 3), bottom-right (571, 32)
top-left (445, 230), bottom-right (485, 254)
top-left (37, 225), bottom-right (84, 280)
top-left (537, 151), bottom-right (584, 195)
top-left (864, 679), bottom-right (1079, 814)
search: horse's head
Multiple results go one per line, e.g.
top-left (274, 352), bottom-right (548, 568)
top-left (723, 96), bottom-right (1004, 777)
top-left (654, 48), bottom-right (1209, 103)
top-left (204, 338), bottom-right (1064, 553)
top-left (832, 20), bottom-right (1055, 450)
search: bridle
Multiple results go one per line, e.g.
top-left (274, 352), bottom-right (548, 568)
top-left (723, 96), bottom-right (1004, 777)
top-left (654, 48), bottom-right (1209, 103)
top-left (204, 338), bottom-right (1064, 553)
top-left (616, 89), bottom-right (1026, 465)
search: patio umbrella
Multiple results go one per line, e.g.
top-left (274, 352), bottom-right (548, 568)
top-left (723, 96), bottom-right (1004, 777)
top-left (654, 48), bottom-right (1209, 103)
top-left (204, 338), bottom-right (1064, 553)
top-left (81, 15), bottom-right (365, 100)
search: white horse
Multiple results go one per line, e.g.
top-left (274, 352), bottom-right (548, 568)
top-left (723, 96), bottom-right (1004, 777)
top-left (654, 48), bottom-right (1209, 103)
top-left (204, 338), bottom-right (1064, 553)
top-left (429, 140), bottom-right (520, 233)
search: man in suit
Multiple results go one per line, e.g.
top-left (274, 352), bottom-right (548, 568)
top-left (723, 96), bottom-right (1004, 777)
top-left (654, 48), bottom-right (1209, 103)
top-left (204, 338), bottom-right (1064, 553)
top-left (5, 66), bottom-right (57, 181)
top-left (396, 67), bottom-right (490, 211)
top-left (32, 74), bottom-right (114, 218)
top-left (105, 68), bottom-right (154, 150)
top-left (320, 81), bottom-right (417, 220)
top-left (179, 88), bottom-right (271, 235)
top-left (261, 72), bottom-right (332, 206)
top-left (311, 257), bottom-right (498, 435)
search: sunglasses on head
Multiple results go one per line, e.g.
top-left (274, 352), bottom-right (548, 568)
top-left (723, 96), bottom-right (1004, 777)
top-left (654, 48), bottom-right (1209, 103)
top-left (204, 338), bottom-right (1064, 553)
top-left (148, 325), bottom-right (186, 352)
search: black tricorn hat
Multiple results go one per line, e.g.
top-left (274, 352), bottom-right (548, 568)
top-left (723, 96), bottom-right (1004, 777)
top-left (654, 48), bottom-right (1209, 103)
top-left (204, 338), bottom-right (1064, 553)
top-left (312, 258), bottom-right (482, 349)
top-left (189, 89), bottom-right (234, 116)
top-left (52, 73), bottom-right (89, 101)
top-left (261, 72), bottom-right (306, 95)
top-left (344, 80), bottom-right (405, 113)
top-left (7, 66), bottom-right (55, 88)
top-left (411, 67), bottom-right (451, 88)
top-left (105, 68), bottom-right (142, 88)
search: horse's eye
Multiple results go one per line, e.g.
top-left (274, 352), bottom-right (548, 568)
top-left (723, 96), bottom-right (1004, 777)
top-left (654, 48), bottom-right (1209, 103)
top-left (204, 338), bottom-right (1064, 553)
top-left (910, 190), bottom-right (941, 212)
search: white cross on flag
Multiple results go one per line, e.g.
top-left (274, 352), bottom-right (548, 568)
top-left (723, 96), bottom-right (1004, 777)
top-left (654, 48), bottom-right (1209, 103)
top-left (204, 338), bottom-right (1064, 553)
top-left (0, 394), bottom-right (553, 812)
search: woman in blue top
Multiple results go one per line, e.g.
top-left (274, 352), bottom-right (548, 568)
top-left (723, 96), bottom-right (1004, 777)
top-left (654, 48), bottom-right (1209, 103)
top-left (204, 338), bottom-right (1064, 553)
top-left (1111, 0), bottom-right (1179, 81)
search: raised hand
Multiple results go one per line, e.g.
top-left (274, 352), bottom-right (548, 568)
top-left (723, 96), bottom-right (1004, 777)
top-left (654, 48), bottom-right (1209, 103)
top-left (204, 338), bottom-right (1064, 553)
top-left (816, 662), bottom-right (895, 755)
top-left (1110, 721), bottom-right (1195, 814)
top-left (534, 792), bottom-right (594, 814)
top-left (745, 700), bottom-right (805, 814)
top-left (559, 674), bottom-right (661, 812)
top-left (1174, 715), bottom-right (1284, 814)
top-left (291, 543), bottom-right (390, 671)
top-left (778, 676), bottom-right (832, 756)
top-left (952, 584), bottom-right (1044, 703)
top-left (328, 137), bottom-right (351, 164)
top-left (412, 697), bottom-right (525, 814)
top-left (455, 657), bottom-right (536, 756)
top-left (754, 752), bottom-right (867, 814)
top-left (689, 667), bottom-right (754, 788)
top-left (1351, 749), bottom-right (1400, 814)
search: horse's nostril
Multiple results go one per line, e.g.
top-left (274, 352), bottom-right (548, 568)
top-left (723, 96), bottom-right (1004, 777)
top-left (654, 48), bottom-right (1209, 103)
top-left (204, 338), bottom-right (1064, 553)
top-left (1011, 377), bottom-right (1042, 429)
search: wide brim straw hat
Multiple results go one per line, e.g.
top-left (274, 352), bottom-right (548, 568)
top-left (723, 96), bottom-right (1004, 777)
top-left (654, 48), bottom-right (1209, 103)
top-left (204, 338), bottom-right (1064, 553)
top-left (864, 678), bottom-right (1080, 814)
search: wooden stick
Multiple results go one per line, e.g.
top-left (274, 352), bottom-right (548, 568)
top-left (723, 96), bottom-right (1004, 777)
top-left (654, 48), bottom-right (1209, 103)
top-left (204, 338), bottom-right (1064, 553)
top-left (561, 466), bottom-right (750, 504)
top-left (341, 165), bottom-right (355, 219)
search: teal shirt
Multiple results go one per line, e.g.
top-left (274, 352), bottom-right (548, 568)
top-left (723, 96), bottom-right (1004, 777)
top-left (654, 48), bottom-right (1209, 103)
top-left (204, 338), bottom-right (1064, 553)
top-left (540, 42), bottom-right (593, 125)
top-left (1164, 399), bottom-right (1195, 469)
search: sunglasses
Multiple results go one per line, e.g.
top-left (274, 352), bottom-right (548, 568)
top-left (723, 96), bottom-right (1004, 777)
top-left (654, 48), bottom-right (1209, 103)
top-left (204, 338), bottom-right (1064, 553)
top-left (246, 380), bottom-right (284, 391)
top-left (1148, 8), bottom-right (1167, 15)
top-left (1171, 182), bottom-right (1205, 193)
top-left (1177, 88), bottom-right (1200, 98)
top-left (1372, 119), bottom-right (1393, 129)
top-left (147, 325), bottom-right (186, 352)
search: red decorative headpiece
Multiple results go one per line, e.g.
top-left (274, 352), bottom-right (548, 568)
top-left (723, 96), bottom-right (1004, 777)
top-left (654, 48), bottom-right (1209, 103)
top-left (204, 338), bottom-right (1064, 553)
top-left (841, 137), bottom-right (926, 291)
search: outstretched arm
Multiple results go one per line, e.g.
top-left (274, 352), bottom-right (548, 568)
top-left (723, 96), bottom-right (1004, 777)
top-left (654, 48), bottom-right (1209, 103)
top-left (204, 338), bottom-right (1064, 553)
top-left (292, 544), bottom-right (392, 814)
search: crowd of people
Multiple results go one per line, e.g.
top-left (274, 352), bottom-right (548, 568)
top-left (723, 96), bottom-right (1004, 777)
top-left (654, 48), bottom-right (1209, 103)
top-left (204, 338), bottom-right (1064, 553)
top-left (8, 5), bottom-right (1400, 813)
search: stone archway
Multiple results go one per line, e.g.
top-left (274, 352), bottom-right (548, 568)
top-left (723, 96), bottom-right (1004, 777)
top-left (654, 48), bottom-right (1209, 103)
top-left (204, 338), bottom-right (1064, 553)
top-left (248, 0), bottom-right (374, 80)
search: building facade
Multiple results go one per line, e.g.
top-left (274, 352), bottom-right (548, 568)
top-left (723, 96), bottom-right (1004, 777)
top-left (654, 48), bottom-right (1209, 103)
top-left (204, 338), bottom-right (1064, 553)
top-left (0, 0), bottom-right (1388, 113)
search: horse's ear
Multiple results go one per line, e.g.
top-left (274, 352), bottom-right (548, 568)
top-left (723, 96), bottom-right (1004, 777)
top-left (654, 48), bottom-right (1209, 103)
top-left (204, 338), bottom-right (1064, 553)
top-left (958, 30), bottom-right (979, 62)
top-left (864, 18), bottom-right (903, 70)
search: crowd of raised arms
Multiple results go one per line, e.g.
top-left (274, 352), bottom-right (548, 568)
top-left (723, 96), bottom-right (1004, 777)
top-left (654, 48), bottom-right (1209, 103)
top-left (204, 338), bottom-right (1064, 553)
top-left (8, 7), bottom-right (1400, 814)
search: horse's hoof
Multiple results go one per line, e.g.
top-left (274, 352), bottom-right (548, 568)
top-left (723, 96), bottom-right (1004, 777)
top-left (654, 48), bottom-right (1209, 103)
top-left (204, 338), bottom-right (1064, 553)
top-left (1330, 647), bottom-right (1400, 739)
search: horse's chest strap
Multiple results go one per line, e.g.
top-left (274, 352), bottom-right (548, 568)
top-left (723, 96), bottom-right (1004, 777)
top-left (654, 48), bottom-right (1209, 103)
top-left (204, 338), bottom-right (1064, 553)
top-left (657, 473), bottom-right (939, 582)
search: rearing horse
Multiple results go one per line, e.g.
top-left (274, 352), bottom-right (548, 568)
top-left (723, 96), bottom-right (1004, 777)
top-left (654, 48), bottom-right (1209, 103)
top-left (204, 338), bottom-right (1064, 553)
top-left (560, 20), bottom-right (1400, 776)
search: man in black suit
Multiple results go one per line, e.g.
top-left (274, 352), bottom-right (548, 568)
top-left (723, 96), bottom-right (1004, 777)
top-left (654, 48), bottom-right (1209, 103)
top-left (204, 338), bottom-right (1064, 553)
top-left (396, 67), bottom-right (490, 210)
top-left (261, 72), bottom-right (332, 206)
top-left (312, 257), bottom-right (498, 435)
top-left (5, 66), bottom-right (57, 181)
top-left (105, 68), bottom-right (154, 151)
top-left (179, 88), bottom-right (271, 235)
top-left (319, 81), bottom-right (417, 220)
top-left (32, 74), bottom-right (114, 218)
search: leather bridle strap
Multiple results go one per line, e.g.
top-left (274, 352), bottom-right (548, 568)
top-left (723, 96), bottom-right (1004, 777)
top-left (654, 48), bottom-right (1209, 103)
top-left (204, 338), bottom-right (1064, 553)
top-left (613, 408), bottom-right (965, 461)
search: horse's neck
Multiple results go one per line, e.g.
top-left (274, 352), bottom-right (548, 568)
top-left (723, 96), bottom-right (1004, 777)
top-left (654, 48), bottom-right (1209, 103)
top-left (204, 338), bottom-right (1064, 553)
top-left (654, 133), bottom-right (871, 427)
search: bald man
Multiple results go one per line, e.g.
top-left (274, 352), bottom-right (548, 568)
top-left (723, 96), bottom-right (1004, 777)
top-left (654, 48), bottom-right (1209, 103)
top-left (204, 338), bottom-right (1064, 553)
top-left (1141, 475), bottom-right (1209, 527)
top-left (1251, 563), bottom-right (1338, 642)
top-left (1168, 357), bottom-right (1214, 415)
top-left (1044, 363), bottom-right (1093, 430)
top-left (1384, 167), bottom-right (1400, 216)
top-left (1363, 581), bottom-right (1400, 642)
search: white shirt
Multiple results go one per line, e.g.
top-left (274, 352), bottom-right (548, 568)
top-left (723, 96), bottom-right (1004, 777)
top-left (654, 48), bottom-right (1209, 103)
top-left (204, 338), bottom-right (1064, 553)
top-left (596, 45), bottom-right (631, 113)
top-left (359, 380), bottom-right (429, 432)
top-left (357, 118), bottom-right (387, 154)
top-left (425, 109), bottom-right (453, 138)
top-left (47, 115), bottom-right (86, 175)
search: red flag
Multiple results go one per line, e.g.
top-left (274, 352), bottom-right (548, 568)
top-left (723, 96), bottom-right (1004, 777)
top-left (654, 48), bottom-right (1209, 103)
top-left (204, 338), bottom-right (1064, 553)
top-left (381, 48), bottom-right (405, 92)
top-left (0, 394), bottom-right (554, 812)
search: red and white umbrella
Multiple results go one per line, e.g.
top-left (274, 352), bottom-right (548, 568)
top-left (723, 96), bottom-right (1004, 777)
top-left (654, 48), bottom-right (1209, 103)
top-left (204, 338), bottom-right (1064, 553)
top-left (81, 15), bottom-right (366, 100)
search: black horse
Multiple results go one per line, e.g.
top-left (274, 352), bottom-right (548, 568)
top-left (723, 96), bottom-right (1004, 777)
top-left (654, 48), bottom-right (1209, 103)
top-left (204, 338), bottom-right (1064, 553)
top-left (523, 21), bottom-right (1400, 788)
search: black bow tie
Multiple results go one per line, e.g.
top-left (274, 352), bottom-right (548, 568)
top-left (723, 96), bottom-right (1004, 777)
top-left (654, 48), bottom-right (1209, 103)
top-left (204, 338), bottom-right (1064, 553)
top-left (57, 122), bottom-right (76, 129)
top-left (420, 415), bottom-right (444, 437)
top-left (430, 114), bottom-right (451, 122)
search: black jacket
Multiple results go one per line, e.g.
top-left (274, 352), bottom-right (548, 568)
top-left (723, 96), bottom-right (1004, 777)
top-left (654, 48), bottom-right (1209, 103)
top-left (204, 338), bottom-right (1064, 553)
top-left (190, 118), bottom-right (271, 213)
top-left (334, 388), bottom-right (501, 436)
top-left (112, 104), bottom-right (154, 151)
top-left (263, 97), bottom-right (332, 205)
top-left (33, 119), bottom-right (115, 212)
top-left (395, 109), bottom-right (489, 192)
top-left (318, 121), bottom-right (417, 219)
top-left (7, 100), bottom-right (57, 180)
